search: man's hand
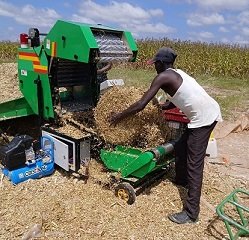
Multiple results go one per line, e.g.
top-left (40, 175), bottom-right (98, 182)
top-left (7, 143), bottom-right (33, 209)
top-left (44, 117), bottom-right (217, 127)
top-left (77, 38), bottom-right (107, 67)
top-left (109, 112), bottom-right (122, 127)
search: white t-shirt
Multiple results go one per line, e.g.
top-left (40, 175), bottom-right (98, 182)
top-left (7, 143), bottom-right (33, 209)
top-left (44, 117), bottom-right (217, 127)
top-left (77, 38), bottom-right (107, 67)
top-left (168, 69), bottom-right (222, 128)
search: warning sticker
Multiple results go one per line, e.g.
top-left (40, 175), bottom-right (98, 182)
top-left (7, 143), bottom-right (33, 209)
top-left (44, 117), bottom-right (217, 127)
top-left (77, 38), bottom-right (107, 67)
top-left (21, 69), bottom-right (27, 76)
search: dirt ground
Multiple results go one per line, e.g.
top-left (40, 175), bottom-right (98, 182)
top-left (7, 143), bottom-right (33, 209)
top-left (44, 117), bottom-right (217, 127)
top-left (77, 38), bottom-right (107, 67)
top-left (0, 63), bottom-right (249, 239)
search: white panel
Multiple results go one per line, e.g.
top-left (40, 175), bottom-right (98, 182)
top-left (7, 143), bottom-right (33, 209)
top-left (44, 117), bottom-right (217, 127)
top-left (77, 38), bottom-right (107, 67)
top-left (42, 131), bottom-right (69, 171)
top-left (100, 79), bottom-right (124, 91)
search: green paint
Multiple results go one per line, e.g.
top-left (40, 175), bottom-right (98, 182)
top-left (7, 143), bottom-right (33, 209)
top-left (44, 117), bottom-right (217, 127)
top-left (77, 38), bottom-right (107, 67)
top-left (0, 97), bottom-right (34, 120)
top-left (100, 145), bottom-right (174, 179)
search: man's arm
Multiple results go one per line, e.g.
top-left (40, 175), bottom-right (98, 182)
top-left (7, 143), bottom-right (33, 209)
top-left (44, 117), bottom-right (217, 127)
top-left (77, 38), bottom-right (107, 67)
top-left (97, 62), bottom-right (112, 74)
top-left (110, 74), bottom-right (165, 125)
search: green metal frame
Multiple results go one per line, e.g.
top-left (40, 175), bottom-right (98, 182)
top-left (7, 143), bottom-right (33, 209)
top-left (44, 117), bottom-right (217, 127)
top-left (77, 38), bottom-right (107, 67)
top-left (44, 20), bottom-right (138, 63)
top-left (100, 145), bottom-right (174, 179)
top-left (0, 97), bottom-right (34, 121)
top-left (18, 48), bottom-right (54, 119)
top-left (216, 188), bottom-right (249, 240)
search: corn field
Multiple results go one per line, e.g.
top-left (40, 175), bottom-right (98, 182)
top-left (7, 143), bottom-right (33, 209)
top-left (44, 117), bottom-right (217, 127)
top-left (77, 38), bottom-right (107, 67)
top-left (1, 39), bottom-right (249, 78)
top-left (135, 38), bottom-right (249, 78)
top-left (0, 41), bottom-right (18, 61)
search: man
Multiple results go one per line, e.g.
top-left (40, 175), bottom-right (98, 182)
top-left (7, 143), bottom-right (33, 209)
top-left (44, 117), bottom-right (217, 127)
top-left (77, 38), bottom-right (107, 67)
top-left (110, 47), bottom-right (222, 224)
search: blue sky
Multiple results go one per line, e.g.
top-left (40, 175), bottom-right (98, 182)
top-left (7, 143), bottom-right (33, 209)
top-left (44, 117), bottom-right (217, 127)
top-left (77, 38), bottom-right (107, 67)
top-left (0, 0), bottom-right (249, 45)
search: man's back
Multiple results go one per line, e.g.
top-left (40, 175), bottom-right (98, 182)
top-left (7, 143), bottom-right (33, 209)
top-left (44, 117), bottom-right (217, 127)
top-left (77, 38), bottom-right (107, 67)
top-left (161, 68), bottom-right (222, 128)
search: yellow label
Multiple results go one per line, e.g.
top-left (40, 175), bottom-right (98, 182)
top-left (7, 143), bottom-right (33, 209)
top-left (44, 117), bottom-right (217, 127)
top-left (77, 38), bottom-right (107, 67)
top-left (33, 65), bottom-right (48, 70)
top-left (19, 55), bottom-right (39, 62)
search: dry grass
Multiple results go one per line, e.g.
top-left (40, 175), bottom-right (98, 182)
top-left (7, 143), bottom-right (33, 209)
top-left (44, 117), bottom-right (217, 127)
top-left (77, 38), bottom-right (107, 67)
top-left (94, 86), bottom-right (170, 148)
top-left (0, 160), bottom-right (248, 240)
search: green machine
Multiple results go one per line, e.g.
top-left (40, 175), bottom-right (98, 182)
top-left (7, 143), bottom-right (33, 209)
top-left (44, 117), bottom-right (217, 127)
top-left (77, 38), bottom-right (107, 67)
top-left (0, 20), bottom-right (137, 121)
top-left (0, 19), bottom-right (141, 178)
top-left (100, 141), bottom-right (176, 204)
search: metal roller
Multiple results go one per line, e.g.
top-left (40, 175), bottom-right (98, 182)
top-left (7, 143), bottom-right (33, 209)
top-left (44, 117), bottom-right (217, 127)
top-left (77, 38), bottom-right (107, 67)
top-left (94, 33), bottom-right (133, 63)
top-left (149, 142), bottom-right (175, 161)
top-left (97, 56), bottom-right (131, 63)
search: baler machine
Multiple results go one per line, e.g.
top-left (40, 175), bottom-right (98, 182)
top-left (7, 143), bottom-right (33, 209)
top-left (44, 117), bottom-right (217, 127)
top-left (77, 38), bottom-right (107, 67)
top-left (0, 20), bottom-right (138, 173)
top-left (0, 20), bottom-right (138, 122)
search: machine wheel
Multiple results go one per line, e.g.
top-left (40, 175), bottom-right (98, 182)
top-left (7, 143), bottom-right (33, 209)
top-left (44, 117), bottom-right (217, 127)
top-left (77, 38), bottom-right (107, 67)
top-left (115, 182), bottom-right (136, 205)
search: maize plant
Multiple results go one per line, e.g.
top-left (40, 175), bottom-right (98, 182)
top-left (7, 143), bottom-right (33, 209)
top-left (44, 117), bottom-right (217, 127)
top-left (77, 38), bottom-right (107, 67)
top-left (0, 41), bottom-right (18, 61)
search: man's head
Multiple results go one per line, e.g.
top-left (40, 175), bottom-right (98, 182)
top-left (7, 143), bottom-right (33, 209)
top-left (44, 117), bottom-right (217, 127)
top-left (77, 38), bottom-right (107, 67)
top-left (148, 47), bottom-right (177, 73)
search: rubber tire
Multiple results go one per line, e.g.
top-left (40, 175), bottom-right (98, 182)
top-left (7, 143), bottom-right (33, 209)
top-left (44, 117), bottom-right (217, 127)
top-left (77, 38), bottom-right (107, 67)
top-left (115, 182), bottom-right (136, 205)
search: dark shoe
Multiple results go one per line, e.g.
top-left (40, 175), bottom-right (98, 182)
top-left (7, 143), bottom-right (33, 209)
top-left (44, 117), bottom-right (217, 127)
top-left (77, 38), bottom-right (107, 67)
top-left (168, 211), bottom-right (197, 224)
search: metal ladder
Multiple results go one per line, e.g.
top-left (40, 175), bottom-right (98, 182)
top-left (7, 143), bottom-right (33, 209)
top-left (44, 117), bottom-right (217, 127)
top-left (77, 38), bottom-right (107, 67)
top-left (216, 188), bottom-right (249, 240)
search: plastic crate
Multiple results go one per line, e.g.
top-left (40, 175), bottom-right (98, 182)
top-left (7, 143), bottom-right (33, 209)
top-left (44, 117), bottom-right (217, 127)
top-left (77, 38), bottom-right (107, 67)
top-left (163, 108), bottom-right (190, 123)
top-left (167, 122), bottom-right (186, 140)
top-left (162, 108), bottom-right (189, 140)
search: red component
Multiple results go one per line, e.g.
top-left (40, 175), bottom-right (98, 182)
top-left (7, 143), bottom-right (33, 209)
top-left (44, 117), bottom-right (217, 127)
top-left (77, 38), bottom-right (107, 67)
top-left (163, 108), bottom-right (190, 123)
top-left (20, 33), bottom-right (28, 45)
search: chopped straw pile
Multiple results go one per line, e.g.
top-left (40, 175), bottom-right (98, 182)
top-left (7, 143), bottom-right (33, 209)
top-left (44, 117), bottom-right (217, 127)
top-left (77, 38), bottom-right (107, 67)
top-left (1, 160), bottom-right (248, 240)
top-left (94, 86), bottom-right (171, 148)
